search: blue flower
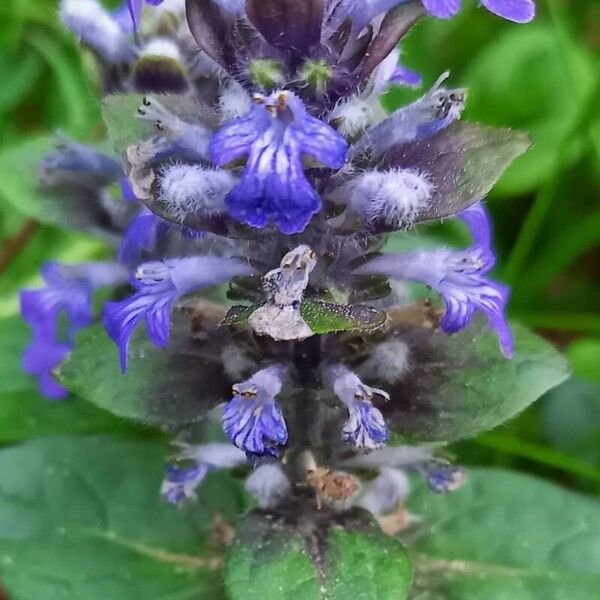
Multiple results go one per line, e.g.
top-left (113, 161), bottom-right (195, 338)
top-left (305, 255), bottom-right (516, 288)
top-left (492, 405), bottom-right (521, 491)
top-left (210, 91), bottom-right (348, 234)
top-left (325, 364), bottom-right (390, 450)
top-left (21, 262), bottom-right (129, 340)
top-left (354, 202), bottom-right (514, 358)
top-left (20, 262), bottom-right (129, 399)
top-left (339, 0), bottom-right (534, 27)
top-left (422, 0), bottom-right (535, 23)
top-left (118, 208), bottom-right (170, 263)
top-left (222, 366), bottom-right (288, 458)
top-left (161, 462), bottom-right (210, 506)
top-left (104, 257), bottom-right (252, 371)
top-left (160, 442), bottom-right (246, 506)
top-left (23, 337), bottom-right (71, 400)
top-left (344, 399), bottom-right (389, 449)
top-left (39, 136), bottom-right (122, 189)
top-left (419, 460), bottom-right (466, 493)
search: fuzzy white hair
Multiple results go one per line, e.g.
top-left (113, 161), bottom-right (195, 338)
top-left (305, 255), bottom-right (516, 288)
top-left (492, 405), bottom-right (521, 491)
top-left (159, 164), bottom-right (236, 222)
top-left (221, 344), bottom-right (257, 381)
top-left (360, 467), bottom-right (411, 515)
top-left (329, 168), bottom-right (434, 228)
top-left (218, 81), bottom-right (253, 122)
top-left (360, 338), bottom-right (411, 384)
top-left (245, 463), bottom-right (292, 509)
top-left (329, 95), bottom-right (384, 139)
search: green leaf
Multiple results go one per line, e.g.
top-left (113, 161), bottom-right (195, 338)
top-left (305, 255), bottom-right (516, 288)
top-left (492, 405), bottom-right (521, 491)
top-left (300, 300), bottom-right (387, 335)
top-left (101, 94), bottom-right (155, 158)
top-left (0, 436), bottom-right (248, 599)
top-left (378, 318), bottom-right (570, 443)
top-left (224, 299), bottom-right (387, 335)
top-left (0, 137), bottom-right (120, 241)
top-left (101, 94), bottom-right (213, 158)
top-left (0, 390), bottom-right (145, 444)
top-left (384, 121), bottom-right (531, 226)
top-left (406, 468), bottom-right (600, 599)
top-left (0, 316), bottom-right (37, 395)
top-left (226, 507), bottom-right (411, 600)
top-left (57, 314), bottom-right (233, 426)
top-left (0, 316), bottom-right (147, 442)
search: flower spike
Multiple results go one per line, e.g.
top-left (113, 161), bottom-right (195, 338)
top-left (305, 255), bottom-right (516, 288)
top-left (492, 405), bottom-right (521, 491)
top-left (222, 365), bottom-right (289, 459)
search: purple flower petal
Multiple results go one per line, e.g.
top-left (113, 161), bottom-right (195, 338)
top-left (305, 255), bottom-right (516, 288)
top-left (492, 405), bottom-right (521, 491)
top-left (419, 460), bottom-right (467, 493)
top-left (458, 201), bottom-right (492, 249)
top-left (211, 92), bottom-right (347, 233)
top-left (481, 0), bottom-right (535, 23)
top-left (161, 462), bottom-right (210, 506)
top-left (421, 0), bottom-right (461, 18)
top-left (325, 364), bottom-right (390, 450)
top-left (389, 64), bottom-right (423, 88)
top-left (23, 337), bottom-right (71, 400)
top-left (353, 201), bottom-right (515, 358)
top-left (121, 177), bottom-right (138, 202)
top-left (104, 257), bottom-right (252, 371)
top-left (343, 400), bottom-right (389, 449)
top-left (222, 366), bottom-right (288, 458)
top-left (118, 209), bottom-right (170, 263)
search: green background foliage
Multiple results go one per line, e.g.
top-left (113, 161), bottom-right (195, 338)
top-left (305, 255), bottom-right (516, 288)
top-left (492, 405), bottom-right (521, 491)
top-left (0, 0), bottom-right (599, 597)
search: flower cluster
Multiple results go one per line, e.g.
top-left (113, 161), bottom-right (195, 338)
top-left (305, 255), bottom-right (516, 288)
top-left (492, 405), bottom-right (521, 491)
top-left (20, 0), bottom-right (535, 517)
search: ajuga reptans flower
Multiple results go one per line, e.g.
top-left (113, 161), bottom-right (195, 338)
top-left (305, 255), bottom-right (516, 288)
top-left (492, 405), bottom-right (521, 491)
top-left (20, 0), bottom-right (535, 524)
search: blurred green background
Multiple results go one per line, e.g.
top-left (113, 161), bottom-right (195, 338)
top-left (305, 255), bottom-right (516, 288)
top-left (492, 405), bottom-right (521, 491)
top-left (0, 0), bottom-right (599, 495)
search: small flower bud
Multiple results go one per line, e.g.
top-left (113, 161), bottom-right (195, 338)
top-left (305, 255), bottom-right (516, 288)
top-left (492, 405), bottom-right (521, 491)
top-left (300, 59), bottom-right (332, 92)
top-left (248, 59), bottom-right (285, 91)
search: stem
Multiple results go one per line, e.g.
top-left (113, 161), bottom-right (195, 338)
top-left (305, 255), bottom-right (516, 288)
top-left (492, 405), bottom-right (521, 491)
top-left (503, 69), bottom-right (600, 285)
top-left (475, 431), bottom-right (600, 484)
top-left (0, 219), bottom-right (38, 275)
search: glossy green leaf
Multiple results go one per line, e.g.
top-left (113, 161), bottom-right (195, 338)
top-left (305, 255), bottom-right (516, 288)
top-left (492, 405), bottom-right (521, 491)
top-left (224, 299), bottom-right (387, 335)
top-left (57, 315), bottom-right (232, 426)
top-left (406, 469), bottom-right (600, 599)
top-left (226, 507), bottom-right (411, 600)
top-left (0, 436), bottom-right (248, 599)
top-left (375, 318), bottom-right (570, 443)
top-left (0, 390), bottom-right (145, 443)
